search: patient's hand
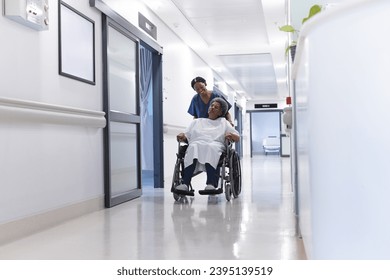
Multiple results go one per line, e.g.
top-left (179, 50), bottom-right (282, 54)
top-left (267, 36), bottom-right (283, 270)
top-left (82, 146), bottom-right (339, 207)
top-left (177, 133), bottom-right (187, 142)
top-left (225, 132), bottom-right (239, 142)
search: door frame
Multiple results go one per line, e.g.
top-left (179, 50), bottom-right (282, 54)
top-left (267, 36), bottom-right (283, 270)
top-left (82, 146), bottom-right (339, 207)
top-left (150, 44), bottom-right (164, 188)
top-left (140, 42), bottom-right (164, 189)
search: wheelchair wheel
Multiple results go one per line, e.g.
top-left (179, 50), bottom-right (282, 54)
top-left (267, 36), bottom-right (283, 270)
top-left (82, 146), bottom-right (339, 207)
top-left (171, 158), bottom-right (184, 201)
top-left (225, 183), bottom-right (232, 201)
top-left (229, 150), bottom-right (242, 198)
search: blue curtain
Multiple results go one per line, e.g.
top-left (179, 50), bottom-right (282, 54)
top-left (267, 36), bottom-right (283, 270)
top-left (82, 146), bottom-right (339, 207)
top-left (140, 46), bottom-right (154, 171)
top-left (140, 46), bottom-right (153, 119)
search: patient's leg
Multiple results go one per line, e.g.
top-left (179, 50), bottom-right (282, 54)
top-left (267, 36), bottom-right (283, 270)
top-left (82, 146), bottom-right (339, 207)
top-left (182, 159), bottom-right (197, 186)
top-left (205, 163), bottom-right (219, 187)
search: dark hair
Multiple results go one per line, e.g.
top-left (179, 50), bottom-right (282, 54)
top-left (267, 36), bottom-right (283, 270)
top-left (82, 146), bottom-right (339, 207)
top-left (211, 97), bottom-right (228, 116)
top-left (191, 76), bottom-right (207, 89)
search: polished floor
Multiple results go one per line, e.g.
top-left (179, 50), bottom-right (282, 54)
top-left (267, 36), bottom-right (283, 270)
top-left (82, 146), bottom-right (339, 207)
top-left (0, 155), bottom-right (306, 260)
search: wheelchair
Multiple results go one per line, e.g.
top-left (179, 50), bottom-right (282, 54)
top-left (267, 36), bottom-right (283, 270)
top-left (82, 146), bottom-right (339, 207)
top-left (171, 140), bottom-right (242, 201)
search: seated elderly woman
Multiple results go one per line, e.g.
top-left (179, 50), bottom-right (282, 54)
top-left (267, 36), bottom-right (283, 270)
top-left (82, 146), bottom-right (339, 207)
top-left (175, 97), bottom-right (240, 193)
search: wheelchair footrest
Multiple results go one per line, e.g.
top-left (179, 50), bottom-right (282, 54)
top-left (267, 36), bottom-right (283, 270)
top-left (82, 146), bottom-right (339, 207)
top-left (198, 188), bottom-right (223, 195)
top-left (172, 189), bottom-right (195, 196)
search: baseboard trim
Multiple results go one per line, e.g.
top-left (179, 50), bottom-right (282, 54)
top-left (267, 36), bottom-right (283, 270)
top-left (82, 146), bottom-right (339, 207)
top-left (0, 196), bottom-right (104, 246)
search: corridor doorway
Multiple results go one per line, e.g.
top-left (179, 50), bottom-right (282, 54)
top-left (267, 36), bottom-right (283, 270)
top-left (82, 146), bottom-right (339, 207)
top-left (140, 43), bottom-right (163, 189)
top-left (249, 110), bottom-right (282, 157)
top-left (95, 0), bottom-right (164, 207)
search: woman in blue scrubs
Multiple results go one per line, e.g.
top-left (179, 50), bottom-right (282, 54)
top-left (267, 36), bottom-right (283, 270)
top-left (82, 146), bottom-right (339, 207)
top-left (188, 76), bottom-right (233, 125)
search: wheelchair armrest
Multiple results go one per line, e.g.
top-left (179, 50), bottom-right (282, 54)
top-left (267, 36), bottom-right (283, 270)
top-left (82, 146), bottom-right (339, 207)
top-left (177, 140), bottom-right (188, 148)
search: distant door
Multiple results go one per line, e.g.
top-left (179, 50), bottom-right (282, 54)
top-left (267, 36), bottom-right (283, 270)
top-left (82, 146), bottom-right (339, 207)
top-left (234, 104), bottom-right (243, 158)
top-left (250, 110), bottom-right (282, 157)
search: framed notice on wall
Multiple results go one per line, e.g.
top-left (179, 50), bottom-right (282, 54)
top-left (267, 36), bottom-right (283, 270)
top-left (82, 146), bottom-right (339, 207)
top-left (58, 1), bottom-right (95, 85)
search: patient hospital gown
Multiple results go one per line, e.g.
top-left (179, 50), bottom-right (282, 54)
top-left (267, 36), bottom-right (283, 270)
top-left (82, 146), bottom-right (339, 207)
top-left (184, 117), bottom-right (239, 170)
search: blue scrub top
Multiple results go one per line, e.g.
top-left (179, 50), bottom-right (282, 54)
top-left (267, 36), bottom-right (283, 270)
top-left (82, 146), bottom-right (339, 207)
top-left (187, 91), bottom-right (232, 118)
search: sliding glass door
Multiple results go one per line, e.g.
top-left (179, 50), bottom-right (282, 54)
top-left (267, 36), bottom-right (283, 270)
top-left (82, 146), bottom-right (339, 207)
top-left (103, 19), bottom-right (141, 207)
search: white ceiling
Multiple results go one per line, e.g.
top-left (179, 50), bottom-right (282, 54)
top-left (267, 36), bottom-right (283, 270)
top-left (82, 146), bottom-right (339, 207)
top-left (108, 0), bottom-right (290, 102)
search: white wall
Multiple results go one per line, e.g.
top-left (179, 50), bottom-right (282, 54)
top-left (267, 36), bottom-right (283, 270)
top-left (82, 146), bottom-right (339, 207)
top-left (293, 0), bottom-right (390, 259)
top-left (0, 0), bottom-right (104, 225)
top-left (1, 0), bottom-right (103, 109)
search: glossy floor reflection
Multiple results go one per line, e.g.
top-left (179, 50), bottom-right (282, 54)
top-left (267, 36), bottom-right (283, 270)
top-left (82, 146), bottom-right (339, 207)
top-left (0, 155), bottom-right (306, 260)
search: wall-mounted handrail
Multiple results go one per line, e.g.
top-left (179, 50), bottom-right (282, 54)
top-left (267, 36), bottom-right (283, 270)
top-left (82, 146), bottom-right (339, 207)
top-left (0, 97), bottom-right (106, 128)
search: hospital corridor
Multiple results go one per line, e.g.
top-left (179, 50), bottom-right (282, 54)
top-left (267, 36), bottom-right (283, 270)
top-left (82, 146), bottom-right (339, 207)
top-left (3, 0), bottom-right (390, 265)
top-left (0, 155), bottom-right (305, 260)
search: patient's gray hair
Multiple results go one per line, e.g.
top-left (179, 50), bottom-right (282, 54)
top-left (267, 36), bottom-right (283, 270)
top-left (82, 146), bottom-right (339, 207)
top-left (211, 97), bottom-right (228, 117)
